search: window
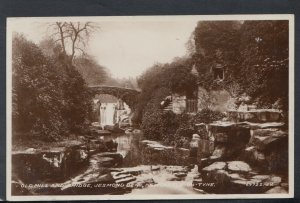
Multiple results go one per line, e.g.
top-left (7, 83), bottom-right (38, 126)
top-left (186, 99), bottom-right (198, 113)
top-left (213, 64), bottom-right (224, 81)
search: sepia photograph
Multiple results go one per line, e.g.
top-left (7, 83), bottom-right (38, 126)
top-left (6, 15), bottom-right (294, 200)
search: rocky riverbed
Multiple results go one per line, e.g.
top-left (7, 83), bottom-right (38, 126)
top-left (11, 117), bottom-right (289, 196)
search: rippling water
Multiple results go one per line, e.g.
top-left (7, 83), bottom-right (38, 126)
top-left (103, 132), bottom-right (190, 167)
top-left (98, 132), bottom-right (201, 195)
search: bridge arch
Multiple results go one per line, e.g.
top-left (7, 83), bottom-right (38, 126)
top-left (89, 85), bottom-right (141, 109)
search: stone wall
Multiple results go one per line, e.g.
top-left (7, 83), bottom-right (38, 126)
top-left (197, 87), bottom-right (235, 112)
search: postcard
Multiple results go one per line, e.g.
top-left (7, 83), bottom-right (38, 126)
top-left (6, 15), bottom-right (294, 200)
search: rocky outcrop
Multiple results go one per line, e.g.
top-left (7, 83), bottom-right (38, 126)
top-left (193, 110), bottom-right (288, 194)
top-left (197, 122), bottom-right (251, 169)
top-left (195, 161), bottom-right (285, 194)
top-left (12, 142), bottom-right (89, 186)
top-left (241, 126), bottom-right (288, 174)
top-left (141, 140), bottom-right (174, 151)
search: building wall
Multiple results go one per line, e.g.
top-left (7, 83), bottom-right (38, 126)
top-left (197, 87), bottom-right (210, 111)
top-left (172, 94), bottom-right (186, 114)
top-left (209, 89), bottom-right (235, 112)
top-left (197, 86), bottom-right (235, 112)
top-left (171, 86), bottom-right (235, 114)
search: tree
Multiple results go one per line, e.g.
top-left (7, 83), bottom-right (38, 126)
top-left (55, 57), bottom-right (93, 132)
top-left (192, 20), bottom-right (289, 112)
top-left (12, 34), bottom-right (66, 140)
top-left (193, 21), bottom-right (242, 91)
top-left (38, 38), bottom-right (62, 58)
top-left (12, 33), bottom-right (93, 141)
top-left (48, 22), bottom-right (99, 62)
top-left (238, 21), bottom-right (289, 110)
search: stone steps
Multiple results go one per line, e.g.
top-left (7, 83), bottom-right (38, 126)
top-left (115, 176), bottom-right (137, 184)
top-left (163, 102), bottom-right (173, 111)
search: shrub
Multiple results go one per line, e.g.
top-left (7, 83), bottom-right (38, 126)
top-left (174, 113), bottom-right (194, 137)
top-left (141, 108), bottom-right (178, 141)
top-left (141, 87), bottom-right (176, 141)
top-left (191, 108), bottom-right (225, 125)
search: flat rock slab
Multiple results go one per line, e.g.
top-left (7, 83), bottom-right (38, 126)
top-left (116, 169), bottom-right (143, 176)
top-left (166, 166), bottom-right (188, 173)
top-left (227, 161), bottom-right (252, 173)
top-left (96, 130), bottom-right (111, 135)
top-left (152, 166), bottom-right (160, 171)
top-left (227, 173), bottom-right (247, 180)
top-left (243, 122), bottom-right (285, 129)
top-left (141, 140), bottom-right (173, 150)
top-left (252, 128), bottom-right (285, 137)
top-left (251, 175), bottom-right (271, 181)
top-left (174, 172), bottom-right (187, 178)
top-left (265, 186), bottom-right (288, 194)
top-left (202, 162), bottom-right (226, 172)
top-left (228, 110), bottom-right (282, 123)
top-left (112, 173), bottom-right (133, 181)
top-left (98, 152), bottom-right (123, 159)
top-left (167, 177), bottom-right (184, 181)
top-left (94, 157), bottom-right (115, 166)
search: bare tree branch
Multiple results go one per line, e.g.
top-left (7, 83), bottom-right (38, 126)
top-left (48, 21), bottom-right (99, 63)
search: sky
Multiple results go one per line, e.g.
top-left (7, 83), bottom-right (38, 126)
top-left (9, 17), bottom-right (199, 78)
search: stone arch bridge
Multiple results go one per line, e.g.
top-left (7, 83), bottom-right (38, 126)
top-left (89, 85), bottom-right (141, 108)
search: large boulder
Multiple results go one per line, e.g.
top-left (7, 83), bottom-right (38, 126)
top-left (202, 162), bottom-right (226, 172)
top-left (92, 152), bottom-right (123, 167)
top-left (98, 152), bottom-right (123, 166)
top-left (240, 146), bottom-right (266, 171)
top-left (227, 161), bottom-right (252, 173)
top-left (252, 134), bottom-right (287, 151)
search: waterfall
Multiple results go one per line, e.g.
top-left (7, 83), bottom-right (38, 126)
top-left (106, 103), bottom-right (115, 125)
top-left (100, 103), bottom-right (117, 127)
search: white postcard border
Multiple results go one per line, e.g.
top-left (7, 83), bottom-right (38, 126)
top-left (6, 14), bottom-right (295, 201)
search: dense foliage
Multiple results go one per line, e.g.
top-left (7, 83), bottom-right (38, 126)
top-left (137, 20), bottom-right (288, 146)
top-left (193, 20), bottom-right (289, 110)
top-left (193, 21), bottom-right (242, 91)
top-left (133, 58), bottom-right (197, 124)
top-left (190, 108), bottom-right (225, 125)
top-left (12, 34), bottom-right (92, 141)
top-left (238, 21), bottom-right (289, 110)
top-left (140, 87), bottom-right (175, 141)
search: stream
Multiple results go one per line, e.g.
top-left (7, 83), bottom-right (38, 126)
top-left (59, 132), bottom-right (203, 195)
